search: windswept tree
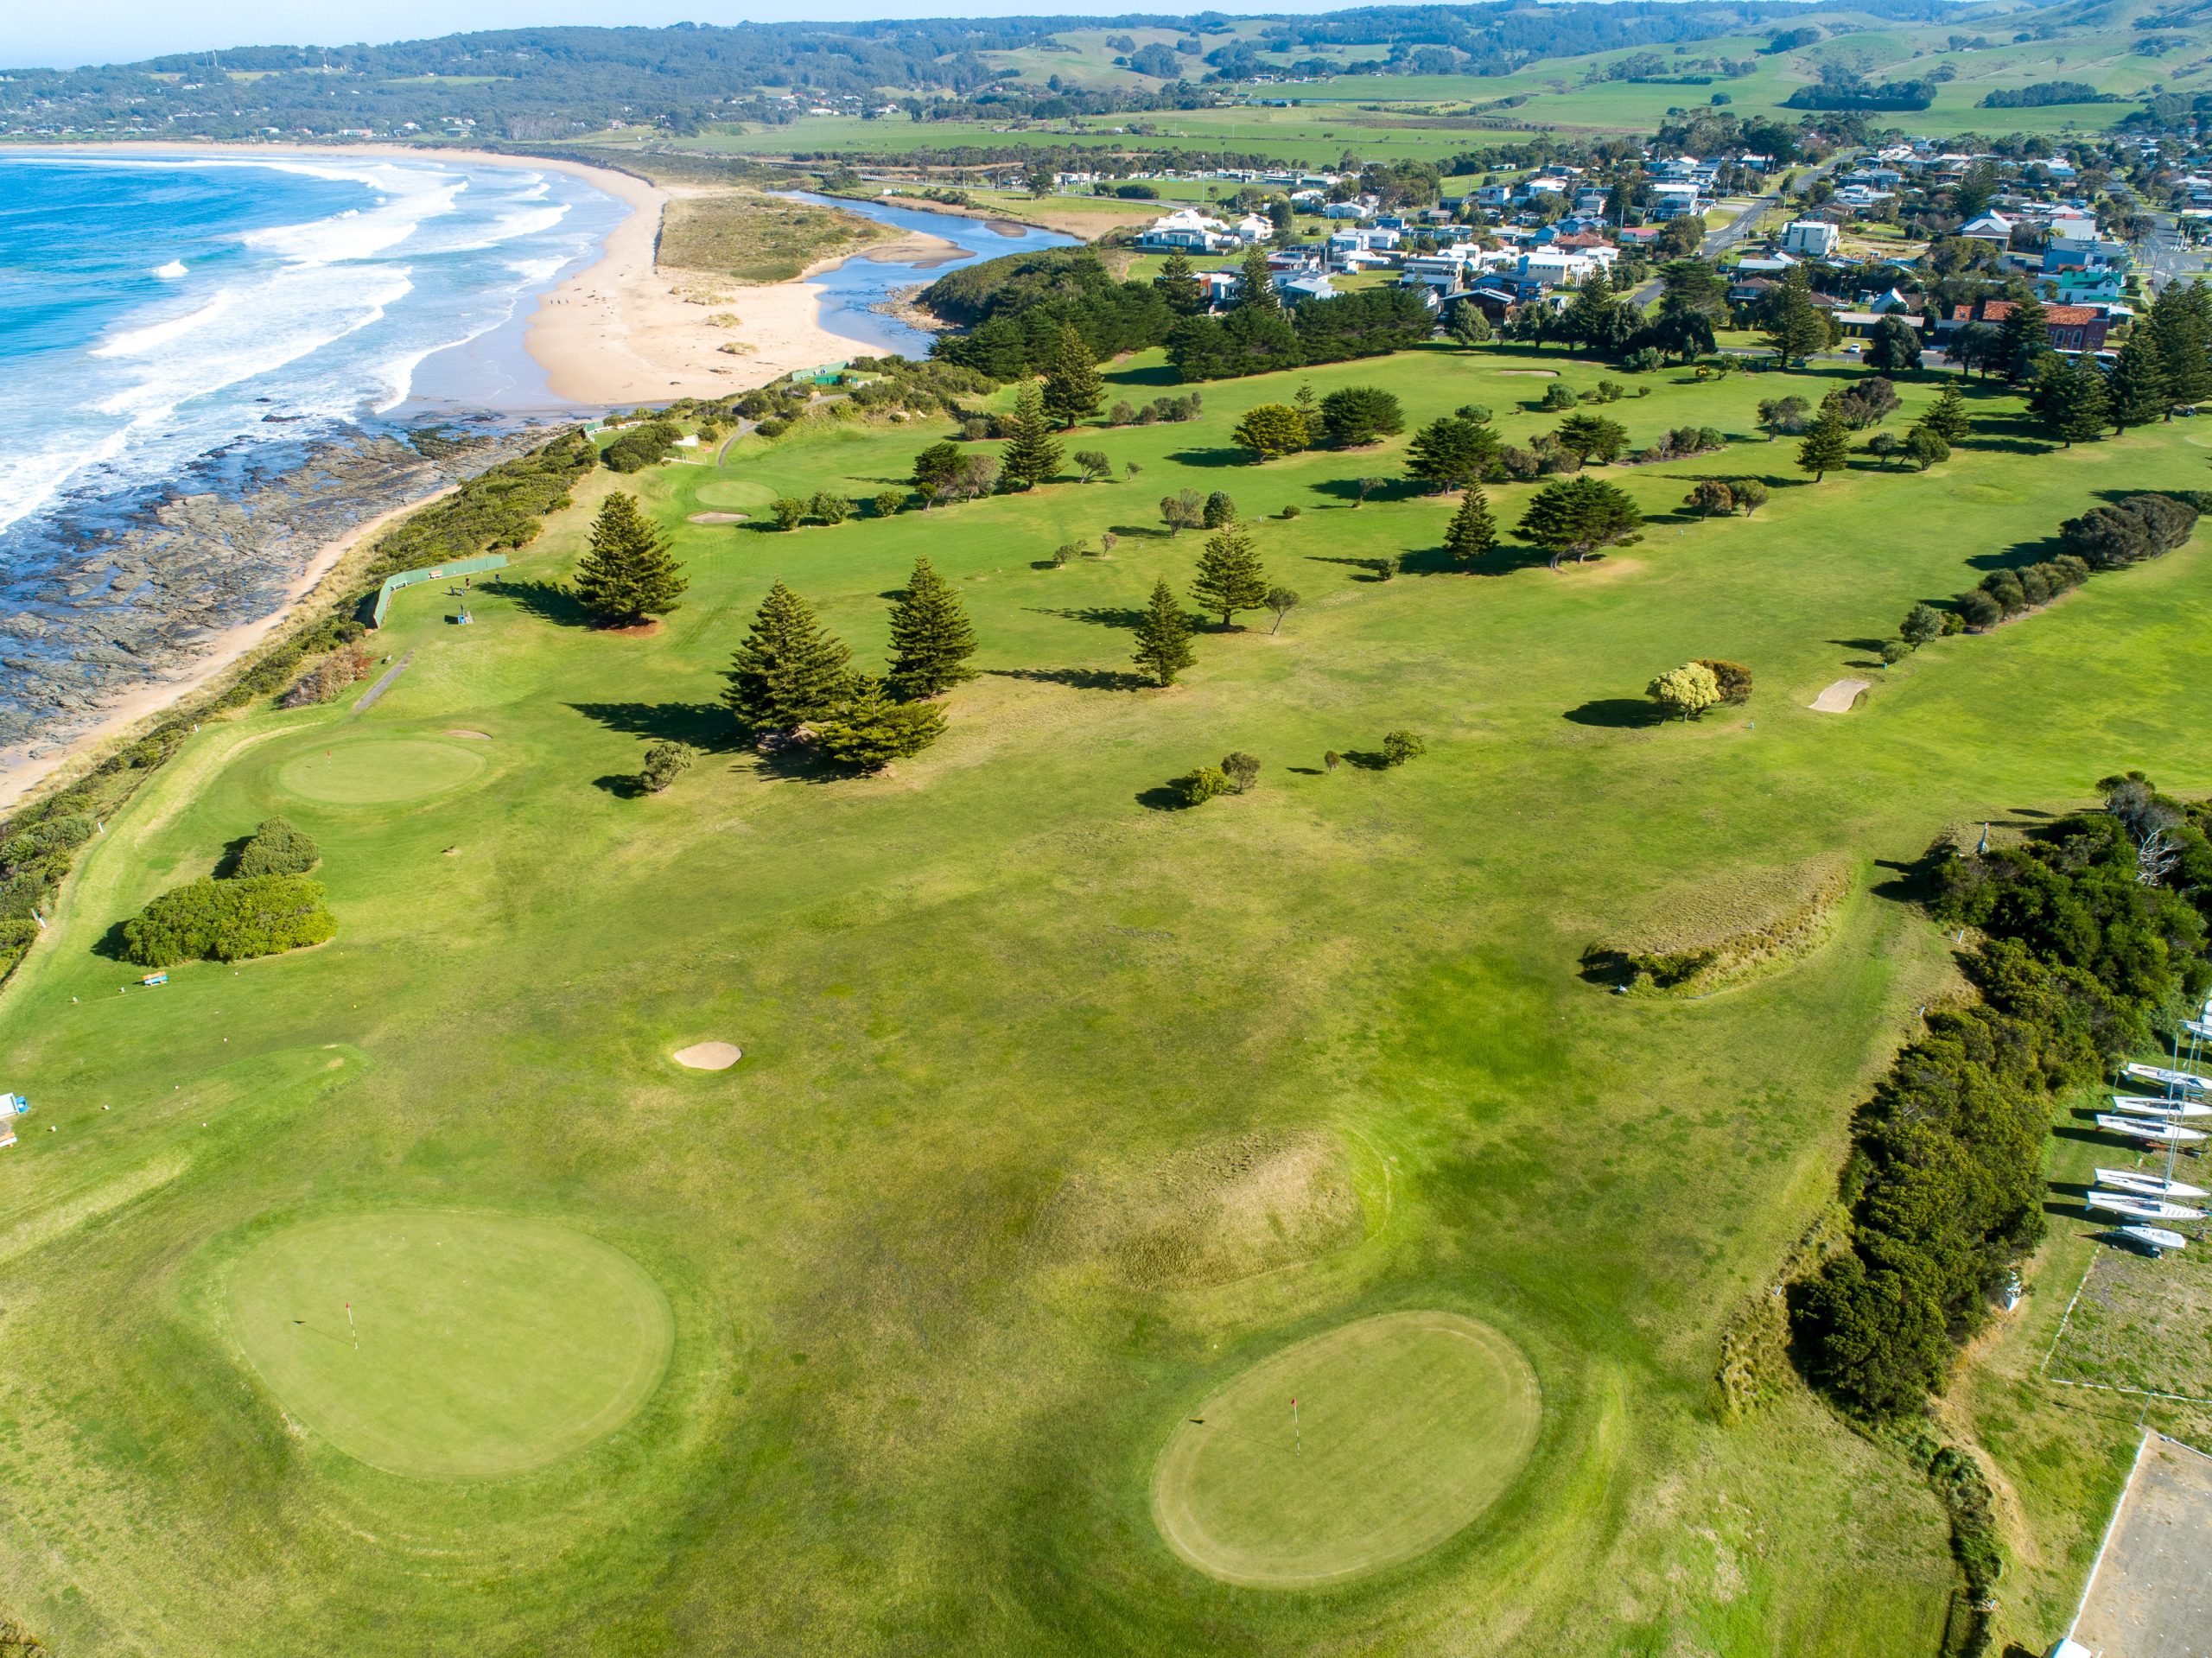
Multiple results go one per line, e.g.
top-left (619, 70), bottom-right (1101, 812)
top-left (1443, 487), bottom-right (1498, 569)
top-left (911, 441), bottom-right (963, 504)
top-left (1040, 321), bottom-right (1104, 429)
top-left (1160, 488), bottom-right (1205, 537)
top-left (1864, 315), bottom-right (1924, 374)
top-left (1551, 413), bottom-right (1630, 465)
top-left (886, 556), bottom-right (977, 698)
top-left (1232, 403), bottom-right (1309, 460)
top-left (1263, 585), bottom-right (1300, 633)
top-left (1191, 524), bottom-right (1269, 626)
top-left (1756, 395), bottom-right (1811, 441)
top-left (572, 492), bottom-right (687, 626)
top-left (1132, 578), bottom-right (1197, 686)
top-left (1404, 415), bottom-right (1499, 492)
top-left (723, 580), bottom-right (853, 734)
top-left (997, 382), bottom-right (1064, 488)
top-left (1516, 475), bottom-right (1643, 570)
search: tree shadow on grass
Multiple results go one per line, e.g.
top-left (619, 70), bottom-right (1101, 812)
top-left (1870, 848), bottom-right (1948, 905)
top-left (1106, 362), bottom-right (1180, 389)
top-left (504, 579), bottom-right (591, 629)
top-left (1027, 606), bottom-right (1145, 631)
top-left (1563, 698), bottom-right (1664, 729)
top-left (91, 918), bottom-right (133, 962)
top-left (1108, 524), bottom-right (1173, 540)
top-left (1164, 447), bottom-right (1252, 469)
top-left (1965, 533), bottom-right (2070, 572)
top-left (593, 773), bottom-right (646, 799)
top-left (1310, 478), bottom-right (1421, 506)
top-left (1135, 784), bottom-right (1192, 810)
top-left (1337, 749), bottom-right (1391, 770)
top-left (989, 666), bottom-right (1153, 691)
top-left (567, 702), bottom-right (731, 746)
top-left (1306, 554), bottom-right (1397, 582)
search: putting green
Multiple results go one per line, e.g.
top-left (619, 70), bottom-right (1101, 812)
top-left (275, 738), bottom-right (484, 806)
top-left (1152, 1310), bottom-right (1540, 1588)
top-left (224, 1212), bottom-right (673, 1479)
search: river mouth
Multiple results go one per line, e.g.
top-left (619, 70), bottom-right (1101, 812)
top-left (777, 191), bottom-right (1079, 358)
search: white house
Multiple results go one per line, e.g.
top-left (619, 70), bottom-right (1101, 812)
top-left (1650, 181), bottom-right (1704, 220)
top-left (1231, 213), bottom-right (1274, 244)
top-left (1782, 219), bottom-right (1840, 258)
top-left (1959, 212), bottom-right (2016, 249)
top-left (1321, 200), bottom-right (1373, 220)
top-left (1136, 208), bottom-right (1235, 253)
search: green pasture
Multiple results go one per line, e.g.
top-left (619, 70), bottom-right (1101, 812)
top-left (2, 339), bottom-right (2210, 1654)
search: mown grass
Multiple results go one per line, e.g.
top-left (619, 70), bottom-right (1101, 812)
top-left (0, 338), bottom-right (2209, 1655)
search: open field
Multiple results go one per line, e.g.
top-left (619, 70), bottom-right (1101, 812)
top-left (3, 339), bottom-right (2212, 1653)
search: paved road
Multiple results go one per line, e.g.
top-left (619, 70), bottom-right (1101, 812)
top-left (1626, 160), bottom-right (1838, 309)
top-left (2141, 213), bottom-right (2207, 295)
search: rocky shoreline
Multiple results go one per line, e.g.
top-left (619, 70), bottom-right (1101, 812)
top-left (0, 422), bottom-right (551, 773)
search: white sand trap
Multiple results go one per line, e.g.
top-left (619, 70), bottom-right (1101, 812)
top-left (674, 1042), bottom-right (742, 1070)
top-left (1497, 369), bottom-right (1560, 377)
top-left (445, 729), bottom-right (493, 740)
top-left (688, 511), bottom-right (748, 524)
top-left (1810, 678), bottom-right (1872, 713)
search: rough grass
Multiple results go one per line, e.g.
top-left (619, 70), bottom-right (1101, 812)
top-left (658, 190), bottom-right (893, 284)
top-left (1, 337), bottom-right (2209, 1655)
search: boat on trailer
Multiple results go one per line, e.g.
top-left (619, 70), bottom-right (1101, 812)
top-left (2119, 1224), bottom-right (2188, 1257)
top-left (2088, 1189), bottom-right (2204, 1223)
top-left (2096, 1114), bottom-right (2208, 1145)
top-left (2124, 1063), bottom-right (2212, 1094)
top-left (2110, 1094), bottom-right (2212, 1119)
top-left (2098, 1166), bottom-right (2212, 1200)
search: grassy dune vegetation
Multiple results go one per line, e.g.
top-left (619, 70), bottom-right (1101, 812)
top-left (657, 190), bottom-right (895, 285)
top-left (2, 340), bottom-right (2210, 1655)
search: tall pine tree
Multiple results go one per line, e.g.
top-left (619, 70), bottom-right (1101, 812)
top-left (1444, 488), bottom-right (1497, 570)
top-left (1158, 250), bottom-right (1206, 316)
top-left (572, 492), bottom-right (687, 626)
top-left (1919, 383), bottom-right (1972, 445)
top-left (812, 676), bottom-right (947, 771)
top-left (998, 382), bottom-right (1064, 489)
top-left (1997, 292), bottom-right (2052, 383)
top-left (1040, 321), bottom-right (1103, 429)
top-left (1132, 578), bottom-right (1197, 686)
top-left (1236, 243), bottom-right (1279, 311)
top-left (723, 580), bottom-right (852, 733)
top-left (1759, 265), bottom-right (1830, 365)
top-left (1190, 524), bottom-right (1269, 626)
top-left (2028, 359), bottom-right (2110, 448)
top-left (2105, 330), bottom-right (2171, 433)
top-left (1796, 404), bottom-right (1851, 481)
top-left (2146, 280), bottom-right (2212, 412)
top-left (886, 556), bottom-right (977, 698)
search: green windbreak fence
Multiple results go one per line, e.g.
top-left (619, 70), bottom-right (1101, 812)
top-left (366, 553), bottom-right (508, 627)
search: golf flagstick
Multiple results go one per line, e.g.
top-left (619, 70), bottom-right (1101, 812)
top-left (1294, 1396), bottom-right (1299, 1456)
top-left (346, 1302), bottom-right (356, 1350)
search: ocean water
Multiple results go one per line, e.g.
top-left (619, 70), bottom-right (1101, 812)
top-left (0, 149), bottom-right (626, 543)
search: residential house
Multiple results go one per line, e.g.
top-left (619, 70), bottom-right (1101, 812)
top-left (1958, 212), bottom-right (2017, 249)
top-left (1650, 181), bottom-right (1703, 220)
top-left (1782, 219), bottom-right (1840, 258)
top-left (1948, 297), bottom-right (2110, 353)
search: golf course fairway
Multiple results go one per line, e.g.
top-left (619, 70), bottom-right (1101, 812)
top-left (1152, 1310), bottom-right (1541, 1586)
top-left (223, 1211), bottom-right (674, 1478)
top-left (275, 736), bottom-right (486, 807)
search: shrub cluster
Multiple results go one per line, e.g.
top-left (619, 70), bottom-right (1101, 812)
top-left (603, 419), bottom-right (683, 473)
top-left (1104, 394), bottom-right (1202, 427)
top-left (231, 817), bottom-right (320, 879)
top-left (278, 645), bottom-right (375, 709)
top-left (1952, 555), bottom-right (2090, 630)
top-left (1166, 288), bottom-right (1434, 382)
top-left (121, 873), bottom-right (336, 969)
top-left (1642, 425), bottom-right (1727, 462)
top-left (2058, 493), bottom-right (2200, 569)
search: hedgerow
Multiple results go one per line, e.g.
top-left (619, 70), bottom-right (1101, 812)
top-left (121, 874), bottom-right (335, 969)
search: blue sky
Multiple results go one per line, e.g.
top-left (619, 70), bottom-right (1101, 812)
top-left (16, 1), bottom-right (1343, 69)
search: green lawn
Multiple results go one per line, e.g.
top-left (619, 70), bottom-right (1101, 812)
top-left (1, 340), bottom-right (2208, 1655)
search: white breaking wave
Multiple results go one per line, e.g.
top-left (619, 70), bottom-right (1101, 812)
top-left (92, 292), bottom-right (238, 359)
top-left (242, 161), bottom-right (467, 266)
top-left (151, 259), bottom-right (188, 279)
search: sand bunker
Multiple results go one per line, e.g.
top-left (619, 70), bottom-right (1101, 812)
top-left (687, 511), bottom-right (748, 524)
top-left (674, 1042), bottom-right (742, 1070)
top-left (1810, 678), bottom-right (1872, 713)
top-left (445, 729), bottom-right (493, 740)
top-left (1497, 369), bottom-right (1560, 377)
